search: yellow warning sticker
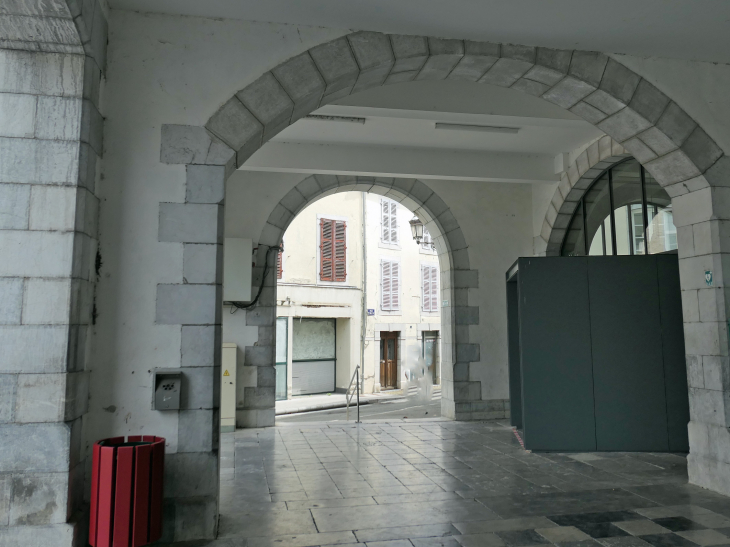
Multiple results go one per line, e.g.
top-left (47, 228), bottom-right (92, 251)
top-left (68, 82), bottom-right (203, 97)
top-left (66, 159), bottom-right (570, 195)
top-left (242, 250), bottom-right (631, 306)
top-left (223, 370), bottom-right (230, 377)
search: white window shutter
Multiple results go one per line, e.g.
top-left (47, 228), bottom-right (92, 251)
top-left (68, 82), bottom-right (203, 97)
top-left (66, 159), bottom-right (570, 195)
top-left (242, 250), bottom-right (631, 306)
top-left (430, 265), bottom-right (439, 312)
top-left (391, 261), bottom-right (400, 310)
top-left (381, 199), bottom-right (390, 243)
top-left (421, 265), bottom-right (430, 312)
top-left (381, 260), bottom-right (391, 310)
top-left (389, 201), bottom-right (398, 244)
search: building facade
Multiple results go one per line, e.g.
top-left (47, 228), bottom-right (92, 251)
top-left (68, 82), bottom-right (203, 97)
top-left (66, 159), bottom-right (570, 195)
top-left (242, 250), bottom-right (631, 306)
top-left (264, 191), bottom-right (441, 399)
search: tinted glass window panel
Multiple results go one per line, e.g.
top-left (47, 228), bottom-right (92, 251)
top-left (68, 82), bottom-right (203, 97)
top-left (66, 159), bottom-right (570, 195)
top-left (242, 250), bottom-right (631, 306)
top-left (611, 160), bottom-right (644, 255)
top-left (561, 201), bottom-right (586, 256)
top-left (644, 169), bottom-right (676, 253)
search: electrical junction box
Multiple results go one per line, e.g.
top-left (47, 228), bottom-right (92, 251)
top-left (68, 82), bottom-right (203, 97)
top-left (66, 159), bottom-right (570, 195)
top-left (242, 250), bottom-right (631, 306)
top-left (221, 343), bottom-right (237, 433)
top-left (223, 238), bottom-right (252, 303)
top-left (153, 369), bottom-right (182, 410)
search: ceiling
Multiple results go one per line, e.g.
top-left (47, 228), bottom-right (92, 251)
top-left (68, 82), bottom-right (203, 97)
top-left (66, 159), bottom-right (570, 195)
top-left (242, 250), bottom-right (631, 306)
top-left (242, 80), bottom-right (602, 183)
top-left (109, 0), bottom-right (730, 64)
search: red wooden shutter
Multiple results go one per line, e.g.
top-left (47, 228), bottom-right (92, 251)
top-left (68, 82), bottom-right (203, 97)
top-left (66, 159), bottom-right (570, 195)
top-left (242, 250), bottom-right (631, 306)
top-left (381, 260), bottom-right (391, 310)
top-left (320, 219), bottom-right (333, 281)
top-left (334, 221), bottom-right (347, 282)
top-left (430, 265), bottom-right (438, 311)
top-left (391, 261), bottom-right (400, 310)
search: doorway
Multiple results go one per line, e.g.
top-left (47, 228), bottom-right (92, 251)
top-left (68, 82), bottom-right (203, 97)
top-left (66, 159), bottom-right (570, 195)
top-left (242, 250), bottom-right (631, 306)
top-left (379, 331), bottom-right (399, 389)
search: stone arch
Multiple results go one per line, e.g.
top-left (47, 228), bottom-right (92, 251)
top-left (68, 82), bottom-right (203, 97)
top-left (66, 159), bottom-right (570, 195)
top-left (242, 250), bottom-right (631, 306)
top-left (156, 32), bottom-right (730, 537)
top-left (240, 174), bottom-right (474, 424)
top-left (537, 136), bottom-right (630, 256)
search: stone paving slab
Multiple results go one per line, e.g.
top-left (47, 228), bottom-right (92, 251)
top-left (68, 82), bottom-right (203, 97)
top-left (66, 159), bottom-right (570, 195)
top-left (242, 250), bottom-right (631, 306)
top-left (158, 420), bottom-right (730, 547)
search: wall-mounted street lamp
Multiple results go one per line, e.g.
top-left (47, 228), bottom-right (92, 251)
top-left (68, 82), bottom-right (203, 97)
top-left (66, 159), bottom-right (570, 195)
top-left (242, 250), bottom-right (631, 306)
top-left (409, 216), bottom-right (424, 244)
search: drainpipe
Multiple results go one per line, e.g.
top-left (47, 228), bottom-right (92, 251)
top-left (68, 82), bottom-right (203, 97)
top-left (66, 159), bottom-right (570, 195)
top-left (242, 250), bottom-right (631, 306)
top-left (360, 192), bottom-right (367, 394)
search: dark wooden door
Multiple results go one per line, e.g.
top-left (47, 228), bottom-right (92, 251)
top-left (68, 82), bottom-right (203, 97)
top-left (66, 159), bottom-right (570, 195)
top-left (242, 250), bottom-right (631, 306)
top-left (379, 332), bottom-right (398, 389)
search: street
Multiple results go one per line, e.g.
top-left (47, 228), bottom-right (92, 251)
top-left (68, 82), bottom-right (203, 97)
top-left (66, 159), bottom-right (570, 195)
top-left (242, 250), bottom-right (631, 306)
top-left (276, 396), bottom-right (442, 423)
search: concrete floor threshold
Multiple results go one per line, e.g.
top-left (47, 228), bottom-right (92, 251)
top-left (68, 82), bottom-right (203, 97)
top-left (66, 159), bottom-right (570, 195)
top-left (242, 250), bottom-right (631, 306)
top-left (164, 420), bottom-right (730, 547)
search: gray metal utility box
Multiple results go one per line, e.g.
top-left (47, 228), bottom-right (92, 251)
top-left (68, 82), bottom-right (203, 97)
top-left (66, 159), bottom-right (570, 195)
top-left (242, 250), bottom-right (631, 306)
top-left (506, 254), bottom-right (689, 452)
top-left (153, 369), bottom-right (182, 410)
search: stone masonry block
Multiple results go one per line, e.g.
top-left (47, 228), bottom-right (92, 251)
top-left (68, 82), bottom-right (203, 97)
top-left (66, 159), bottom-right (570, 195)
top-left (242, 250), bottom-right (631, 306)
top-left (181, 325), bottom-right (220, 368)
top-left (625, 80), bottom-right (669, 126)
top-left (177, 410), bottom-right (214, 453)
top-left (454, 270), bottom-right (478, 289)
top-left (704, 156), bottom-right (730, 188)
top-left (244, 345), bottom-right (274, 366)
top-left (236, 72), bottom-right (294, 142)
top-left (502, 44), bottom-right (535, 62)
top-left (243, 386), bottom-right (275, 410)
top-left (309, 38), bottom-right (359, 102)
top-left (542, 77), bottom-right (595, 109)
top-left (257, 366), bottom-right (276, 388)
top-left (173, 496), bottom-right (217, 542)
top-left (295, 176), bottom-right (322, 201)
top-left (682, 128), bottom-right (723, 174)
top-left (0, 93), bottom-right (36, 139)
top-left (389, 35), bottom-right (429, 74)
top-left (456, 343), bottom-right (480, 363)
top-left (0, 374), bottom-right (16, 423)
top-left (453, 381), bottom-right (482, 402)
top-left (569, 51), bottom-right (608, 87)
top-left (623, 137), bottom-right (657, 164)
top-left (523, 65), bottom-right (565, 86)
top-left (348, 32), bottom-right (394, 92)
top-left (599, 58), bottom-right (640, 104)
top-left (28, 185), bottom-right (77, 232)
top-left (80, 99), bottom-right (104, 156)
top-left (271, 52), bottom-right (326, 122)
top-left (0, 325), bottom-right (69, 374)
top-left (0, 49), bottom-right (84, 97)
top-left (205, 98), bottom-right (263, 167)
top-left (448, 52), bottom-right (498, 83)
top-left (656, 102), bottom-right (697, 148)
top-left (445, 228), bottom-right (467, 251)
top-left (513, 79), bottom-right (549, 97)
top-left (646, 149), bottom-right (702, 185)
top-left (455, 306), bottom-right (479, 325)
top-left (15, 373), bottom-right (68, 423)
top-left (9, 472), bottom-right (69, 525)
top-left (159, 203), bottom-right (223, 244)
top-left (0, 422), bottom-right (70, 472)
top-left (409, 179), bottom-right (434, 205)
top-left (536, 47), bottom-right (572, 74)
top-left (0, 137), bottom-right (79, 185)
top-left (417, 38), bottom-right (463, 81)
top-left (22, 278), bottom-right (71, 325)
top-left (160, 125), bottom-right (236, 172)
top-left (186, 165), bottom-right (225, 204)
top-left (245, 306), bottom-right (275, 327)
top-left (237, 408), bottom-right (275, 428)
top-left (34, 96), bottom-right (82, 142)
top-left (279, 187), bottom-right (307, 214)
top-left (164, 452), bottom-right (218, 499)
top-left (479, 58), bottom-right (532, 87)
top-left (584, 89), bottom-right (625, 116)
top-left (156, 284), bottom-right (218, 325)
top-left (180, 367), bottom-right (217, 410)
top-left (0, 278), bottom-right (23, 325)
top-left (597, 108), bottom-right (651, 143)
top-left (0, 183), bottom-right (30, 230)
top-left (183, 243), bottom-right (221, 285)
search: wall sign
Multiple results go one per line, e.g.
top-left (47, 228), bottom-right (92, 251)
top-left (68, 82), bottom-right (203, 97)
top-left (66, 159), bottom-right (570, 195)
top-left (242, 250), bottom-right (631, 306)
top-left (705, 270), bottom-right (713, 287)
top-left (442, 300), bottom-right (449, 307)
top-left (367, 308), bottom-right (375, 316)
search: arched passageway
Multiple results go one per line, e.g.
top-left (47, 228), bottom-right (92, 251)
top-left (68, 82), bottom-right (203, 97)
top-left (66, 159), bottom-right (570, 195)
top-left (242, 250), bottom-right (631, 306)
top-left (155, 31), bottom-right (730, 539)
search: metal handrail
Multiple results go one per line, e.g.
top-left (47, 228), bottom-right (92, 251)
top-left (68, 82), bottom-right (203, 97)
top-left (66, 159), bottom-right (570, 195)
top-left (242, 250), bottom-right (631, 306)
top-left (346, 365), bottom-right (360, 423)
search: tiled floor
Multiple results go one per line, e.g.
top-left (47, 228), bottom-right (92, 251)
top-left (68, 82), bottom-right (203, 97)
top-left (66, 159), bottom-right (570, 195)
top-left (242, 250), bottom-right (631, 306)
top-left (205, 419), bottom-right (730, 547)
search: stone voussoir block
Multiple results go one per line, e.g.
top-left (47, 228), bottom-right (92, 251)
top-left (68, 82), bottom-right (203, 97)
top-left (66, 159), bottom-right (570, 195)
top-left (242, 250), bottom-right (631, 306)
top-left (347, 31), bottom-right (395, 92)
top-left (205, 97), bottom-right (263, 167)
top-left (309, 37), bottom-right (359, 102)
top-left (236, 72), bottom-right (294, 142)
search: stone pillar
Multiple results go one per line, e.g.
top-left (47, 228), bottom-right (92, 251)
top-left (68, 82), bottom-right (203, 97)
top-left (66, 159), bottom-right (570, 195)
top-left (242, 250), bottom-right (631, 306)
top-left (672, 171), bottom-right (730, 496)
top-left (0, 1), bottom-right (106, 543)
top-left (155, 162), bottom-right (226, 542)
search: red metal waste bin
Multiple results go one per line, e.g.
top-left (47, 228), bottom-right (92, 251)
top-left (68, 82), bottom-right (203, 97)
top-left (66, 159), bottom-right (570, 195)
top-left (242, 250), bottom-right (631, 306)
top-left (89, 436), bottom-right (165, 547)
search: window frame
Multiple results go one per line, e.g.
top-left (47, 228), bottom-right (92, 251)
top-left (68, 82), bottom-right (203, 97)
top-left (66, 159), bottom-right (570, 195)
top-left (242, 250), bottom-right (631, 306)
top-left (317, 214), bottom-right (349, 285)
top-left (559, 157), bottom-right (676, 257)
top-left (379, 256), bottom-right (402, 315)
top-left (379, 197), bottom-right (400, 250)
top-left (420, 261), bottom-right (439, 315)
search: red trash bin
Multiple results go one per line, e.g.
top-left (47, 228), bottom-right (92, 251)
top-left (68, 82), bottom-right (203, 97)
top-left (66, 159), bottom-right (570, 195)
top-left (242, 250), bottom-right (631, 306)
top-left (89, 436), bottom-right (165, 547)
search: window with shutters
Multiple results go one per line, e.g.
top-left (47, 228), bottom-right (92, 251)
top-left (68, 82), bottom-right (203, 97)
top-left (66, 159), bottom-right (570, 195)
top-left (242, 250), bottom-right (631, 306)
top-left (380, 198), bottom-right (399, 246)
top-left (276, 243), bottom-right (284, 280)
top-left (380, 259), bottom-right (401, 312)
top-left (420, 229), bottom-right (436, 254)
top-left (421, 263), bottom-right (439, 313)
top-left (319, 218), bottom-right (347, 282)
